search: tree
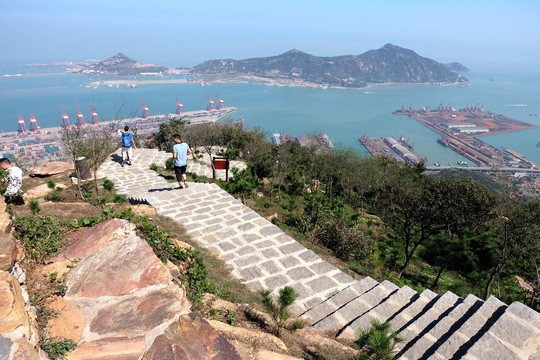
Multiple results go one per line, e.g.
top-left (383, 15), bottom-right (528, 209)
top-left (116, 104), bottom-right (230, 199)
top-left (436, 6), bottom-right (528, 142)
top-left (152, 118), bottom-right (188, 151)
top-left (484, 199), bottom-right (540, 300)
top-left (78, 122), bottom-right (120, 197)
top-left (376, 172), bottom-right (497, 278)
top-left (56, 125), bottom-right (89, 199)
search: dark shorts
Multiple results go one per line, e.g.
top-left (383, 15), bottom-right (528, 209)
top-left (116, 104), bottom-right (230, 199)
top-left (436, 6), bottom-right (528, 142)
top-left (4, 194), bottom-right (24, 205)
top-left (174, 165), bottom-right (187, 181)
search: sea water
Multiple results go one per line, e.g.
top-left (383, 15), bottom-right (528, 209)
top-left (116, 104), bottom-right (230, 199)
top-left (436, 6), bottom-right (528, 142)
top-left (0, 64), bottom-right (539, 165)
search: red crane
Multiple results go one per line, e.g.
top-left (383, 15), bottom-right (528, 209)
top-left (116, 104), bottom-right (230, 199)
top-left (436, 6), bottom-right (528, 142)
top-left (142, 96), bottom-right (149, 119)
top-left (61, 101), bottom-right (70, 128)
top-left (206, 91), bottom-right (214, 111)
top-left (216, 90), bottom-right (224, 110)
top-left (29, 114), bottom-right (39, 132)
top-left (90, 100), bottom-right (99, 124)
top-left (75, 100), bottom-right (85, 126)
top-left (17, 115), bottom-right (27, 133)
top-left (176, 93), bottom-right (183, 115)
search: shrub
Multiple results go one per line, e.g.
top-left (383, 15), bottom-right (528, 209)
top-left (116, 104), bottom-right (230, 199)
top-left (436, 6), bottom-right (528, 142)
top-left (165, 158), bottom-right (174, 171)
top-left (46, 180), bottom-right (56, 189)
top-left (355, 319), bottom-right (402, 360)
top-left (149, 163), bottom-right (158, 171)
top-left (14, 215), bottom-right (67, 261)
top-left (103, 179), bottom-right (114, 191)
top-left (28, 199), bottom-right (41, 214)
top-left (40, 334), bottom-right (77, 360)
top-left (260, 286), bottom-right (299, 335)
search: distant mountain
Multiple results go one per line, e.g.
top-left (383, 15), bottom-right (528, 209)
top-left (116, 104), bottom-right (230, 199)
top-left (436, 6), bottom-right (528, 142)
top-left (78, 53), bottom-right (168, 76)
top-left (444, 62), bottom-right (471, 73)
top-left (192, 44), bottom-right (468, 88)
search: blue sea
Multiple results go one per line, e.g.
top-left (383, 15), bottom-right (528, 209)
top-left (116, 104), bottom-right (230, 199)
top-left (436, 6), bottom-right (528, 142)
top-left (1, 63), bottom-right (539, 165)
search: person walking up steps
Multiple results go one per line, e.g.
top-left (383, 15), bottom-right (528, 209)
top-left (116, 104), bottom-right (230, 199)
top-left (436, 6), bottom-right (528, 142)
top-left (120, 125), bottom-right (135, 167)
top-left (172, 134), bottom-right (192, 189)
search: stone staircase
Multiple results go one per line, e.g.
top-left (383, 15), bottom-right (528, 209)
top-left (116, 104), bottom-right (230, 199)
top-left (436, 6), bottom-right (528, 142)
top-left (98, 148), bottom-right (540, 360)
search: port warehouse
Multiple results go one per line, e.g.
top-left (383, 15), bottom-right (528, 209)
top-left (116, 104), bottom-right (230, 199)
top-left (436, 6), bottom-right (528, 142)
top-left (383, 137), bottom-right (421, 165)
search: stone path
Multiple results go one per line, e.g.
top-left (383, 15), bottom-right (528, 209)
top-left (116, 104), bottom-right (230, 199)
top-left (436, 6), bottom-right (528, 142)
top-left (99, 148), bottom-right (540, 360)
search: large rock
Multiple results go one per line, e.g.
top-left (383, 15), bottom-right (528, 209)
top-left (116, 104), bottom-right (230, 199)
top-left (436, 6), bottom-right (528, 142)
top-left (23, 183), bottom-right (67, 201)
top-left (67, 336), bottom-right (146, 360)
top-left (48, 297), bottom-right (85, 342)
top-left (0, 196), bottom-right (11, 234)
top-left (0, 272), bottom-right (31, 336)
top-left (65, 232), bottom-right (172, 298)
top-left (0, 272), bottom-right (40, 360)
top-left (0, 234), bottom-right (18, 271)
top-left (142, 313), bottom-right (241, 360)
top-left (39, 219), bottom-right (192, 359)
top-left (27, 161), bottom-right (74, 177)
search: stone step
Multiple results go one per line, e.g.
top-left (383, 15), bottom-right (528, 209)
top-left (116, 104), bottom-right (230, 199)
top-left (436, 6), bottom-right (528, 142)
top-left (387, 288), bottom-right (439, 333)
top-left (462, 301), bottom-right (540, 360)
top-left (393, 291), bottom-right (462, 360)
top-left (312, 280), bottom-right (399, 333)
top-left (337, 285), bottom-right (418, 341)
top-left (397, 294), bottom-right (483, 360)
top-left (432, 295), bottom-right (507, 360)
top-left (299, 276), bottom-right (379, 325)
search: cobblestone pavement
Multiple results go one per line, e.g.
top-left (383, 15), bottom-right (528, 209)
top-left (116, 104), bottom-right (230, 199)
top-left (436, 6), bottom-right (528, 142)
top-left (99, 149), bottom-right (540, 359)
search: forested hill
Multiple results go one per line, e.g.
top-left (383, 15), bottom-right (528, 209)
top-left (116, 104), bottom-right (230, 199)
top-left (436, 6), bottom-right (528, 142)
top-left (191, 43), bottom-right (469, 88)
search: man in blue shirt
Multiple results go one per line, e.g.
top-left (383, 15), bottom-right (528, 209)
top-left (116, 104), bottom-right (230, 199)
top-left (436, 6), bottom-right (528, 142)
top-left (120, 125), bottom-right (135, 167)
top-left (172, 134), bottom-right (192, 189)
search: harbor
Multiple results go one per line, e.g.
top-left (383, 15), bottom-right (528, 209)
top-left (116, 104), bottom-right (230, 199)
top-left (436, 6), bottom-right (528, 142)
top-left (361, 105), bottom-right (539, 170)
top-left (1, 107), bottom-right (237, 161)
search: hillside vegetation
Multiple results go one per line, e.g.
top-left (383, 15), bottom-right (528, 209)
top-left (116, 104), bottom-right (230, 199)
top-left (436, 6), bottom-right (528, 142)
top-left (152, 118), bottom-right (539, 310)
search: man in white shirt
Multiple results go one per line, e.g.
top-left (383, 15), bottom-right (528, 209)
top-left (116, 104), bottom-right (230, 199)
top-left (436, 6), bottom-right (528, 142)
top-left (0, 158), bottom-right (24, 205)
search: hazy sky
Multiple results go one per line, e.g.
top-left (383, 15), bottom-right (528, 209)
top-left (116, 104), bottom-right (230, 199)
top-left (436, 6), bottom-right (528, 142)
top-left (2, 0), bottom-right (539, 72)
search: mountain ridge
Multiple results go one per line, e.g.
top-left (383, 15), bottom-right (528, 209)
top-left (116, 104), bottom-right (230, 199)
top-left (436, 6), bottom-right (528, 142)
top-left (192, 43), bottom-right (469, 88)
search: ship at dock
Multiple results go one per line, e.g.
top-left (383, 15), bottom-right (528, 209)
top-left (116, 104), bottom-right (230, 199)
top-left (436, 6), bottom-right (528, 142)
top-left (359, 134), bottom-right (427, 166)
top-left (272, 131), bottom-right (333, 149)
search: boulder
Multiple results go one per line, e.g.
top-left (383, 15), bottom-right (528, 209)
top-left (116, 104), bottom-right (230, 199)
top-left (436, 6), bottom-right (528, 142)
top-left (208, 319), bottom-right (287, 351)
top-left (27, 162), bottom-right (74, 177)
top-left (23, 183), bottom-right (67, 201)
top-left (0, 234), bottom-right (18, 271)
top-left (143, 313), bottom-right (241, 360)
top-left (132, 204), bottom-right (157, 218)
top-left (47, 297), bottom-right (85, 342)
top-left (0, 272), bottom-right (40, 360)
top-left (0, 197), bottom-right (11, 234)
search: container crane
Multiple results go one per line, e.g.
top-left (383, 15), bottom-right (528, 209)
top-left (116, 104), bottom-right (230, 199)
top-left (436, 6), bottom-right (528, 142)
top-left (29, 114), bottom-right (39, 132)
top-left (176, 93), bottom-right (183, 115)
top-left (206, 91), bottom-right (214, 111)
top-left (75, 100), bottom-right (85, 126)
top-left (142, 96), bottom-right (149, 119)
top-left (17, 115), bottom-right (27, 133)
top-left (61, 101), bottom-right (70, 128)
top-left (216, 90), bottom-right (224, 110)
top-left (90, 100), bottom-right (99, 124)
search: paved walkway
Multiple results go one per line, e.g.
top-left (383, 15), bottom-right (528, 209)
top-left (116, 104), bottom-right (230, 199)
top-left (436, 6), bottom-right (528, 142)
top-left (99, 148), bottom-right (540, 360)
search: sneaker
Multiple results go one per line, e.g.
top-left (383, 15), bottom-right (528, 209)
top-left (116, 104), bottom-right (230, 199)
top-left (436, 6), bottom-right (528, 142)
top-left (128, 161), bottom-right (132, 166)
top-left (184, 181), bottom-right (189, 188)
top-left (177, 186), bottom-right (184, 190)
top-left (121, 162), bottom-right (124, 167)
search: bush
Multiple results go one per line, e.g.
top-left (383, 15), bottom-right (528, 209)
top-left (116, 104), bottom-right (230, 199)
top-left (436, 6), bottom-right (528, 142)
top-left (40, 334), bottom-right (77, 360)
top-left (149, 163), bottom-right (158, 171)
top-left (165, 158), bottom-right (174, 171)
top-left (103, 179), bottom-right (114, 191)
top-left (260, 286), bottom-right (299, 335)
top-left (14, 215), bottom-right (67, 261)
top-left (355, 319), bottom-right (402, 360)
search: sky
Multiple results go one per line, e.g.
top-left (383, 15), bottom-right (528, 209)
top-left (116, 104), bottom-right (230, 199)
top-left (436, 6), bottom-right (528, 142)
top-left (2, 0), bottom-right (539, 72)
